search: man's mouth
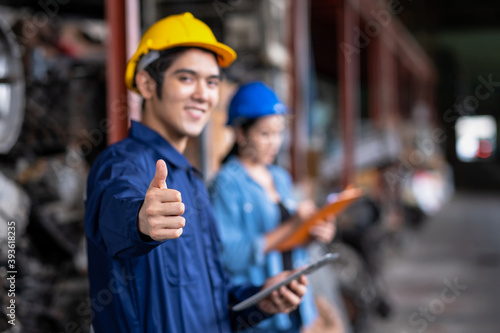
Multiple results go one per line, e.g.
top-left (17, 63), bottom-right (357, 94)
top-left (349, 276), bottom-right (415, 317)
top-left (185, 107), bottom-right (205, 119)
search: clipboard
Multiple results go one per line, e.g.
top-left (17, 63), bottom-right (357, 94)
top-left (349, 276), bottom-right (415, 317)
top-left (232, 253), bottom-right (339, 311)
top-left (275, 187), bottom-right (363, 252)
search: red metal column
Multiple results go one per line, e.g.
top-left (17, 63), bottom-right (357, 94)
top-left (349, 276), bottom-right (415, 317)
top-left (106, 0), bottom-right (129, 145)
top-left (368, 36), bottom-right (381, 124)
top-left (289, 0), bottom-right (310, 181)
top-left (369, 35), bottom-right (397, 127)
top-left (126, 0), bottom-right (142, 122)
top-left (337, 1), bottom-right (358, 187)
top-left (386, 40), bottom-right (398, 126)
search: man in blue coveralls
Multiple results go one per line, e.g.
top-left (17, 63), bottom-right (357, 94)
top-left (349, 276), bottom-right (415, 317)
top-left (84, 12), bottom-right (309, 332)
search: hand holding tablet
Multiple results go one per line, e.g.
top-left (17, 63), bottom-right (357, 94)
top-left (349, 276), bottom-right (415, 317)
top-left (232, 253), bottom-right (339, 312)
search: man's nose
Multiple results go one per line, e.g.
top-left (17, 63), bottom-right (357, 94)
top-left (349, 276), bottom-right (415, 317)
top-left (192, 81), bottom-right (208, 102)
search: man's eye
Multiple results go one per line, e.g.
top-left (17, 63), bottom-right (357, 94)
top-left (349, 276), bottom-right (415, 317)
top-left (208, 79), bottom-right (219, 87)
top-left (179, 76), bottom-right (193, 82)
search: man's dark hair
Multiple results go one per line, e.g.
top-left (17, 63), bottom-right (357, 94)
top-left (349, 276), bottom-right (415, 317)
top-left (142, 47), bottom-right (219, 99)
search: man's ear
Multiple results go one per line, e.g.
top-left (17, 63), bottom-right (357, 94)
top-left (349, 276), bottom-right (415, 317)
top-left (135, 70), bottom-right (156, 99)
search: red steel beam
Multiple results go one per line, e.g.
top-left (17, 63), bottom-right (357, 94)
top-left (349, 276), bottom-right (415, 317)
top-left (289, 0), bottom-right (309, 181)
top-left (106, 0), bottom-right (129, 145)
top-left (347, 0), bottom-right (436, 82)
top-left (368, 34), bottom-right (397, 126)
top-left (337, 1), bottom-right (358, 187)
top-left (368, 35), bottom-right (381, 124)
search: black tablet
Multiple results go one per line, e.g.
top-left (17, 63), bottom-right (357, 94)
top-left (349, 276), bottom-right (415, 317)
top-left (232, 253), bottom-right (339, 312)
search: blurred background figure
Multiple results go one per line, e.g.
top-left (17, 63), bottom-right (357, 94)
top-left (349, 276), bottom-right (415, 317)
top-left (209, 82), bottom-right (342, 333)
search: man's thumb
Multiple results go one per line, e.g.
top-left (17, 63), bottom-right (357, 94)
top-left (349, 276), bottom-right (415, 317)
top-left (150, 159), bottom-right (168, 189)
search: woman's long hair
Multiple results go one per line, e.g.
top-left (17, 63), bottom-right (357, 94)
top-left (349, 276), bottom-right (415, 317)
top-left (221, 118), bottom-right (258, 164)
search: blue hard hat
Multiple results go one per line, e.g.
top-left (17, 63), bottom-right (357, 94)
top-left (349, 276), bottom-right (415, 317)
top-left (227, 82), bottom-right (287, 126)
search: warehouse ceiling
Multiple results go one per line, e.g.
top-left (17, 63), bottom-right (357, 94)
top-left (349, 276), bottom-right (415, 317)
top-left (1, 0), bottom-right (499, 30)
top-left (1, 0), bottom-right (499, 79)
top-left (0, 0), bottom-right (104, 18)
top-left (398, 0), bottom-right (500, 32)
top-left (399, 0), bottom-right (500, 92)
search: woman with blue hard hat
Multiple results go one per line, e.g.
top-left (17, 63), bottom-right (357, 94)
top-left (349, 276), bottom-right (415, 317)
top-left (209, 82), bottom-right (337, 333)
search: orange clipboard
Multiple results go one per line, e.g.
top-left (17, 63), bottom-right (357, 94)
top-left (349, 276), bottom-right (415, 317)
top-left (275, 187), bottom-right (363, 252)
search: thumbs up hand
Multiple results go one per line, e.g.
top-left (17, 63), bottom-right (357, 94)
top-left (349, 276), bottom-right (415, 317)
top-left (138, 160), bottom-right (185, 241)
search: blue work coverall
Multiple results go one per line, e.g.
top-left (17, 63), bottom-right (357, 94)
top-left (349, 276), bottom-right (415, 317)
top-left (84, 121), bottom-right (268, 332)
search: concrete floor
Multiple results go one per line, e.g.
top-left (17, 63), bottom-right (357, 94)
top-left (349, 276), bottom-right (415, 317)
top-left (370, 192), bottom-right (500, 333)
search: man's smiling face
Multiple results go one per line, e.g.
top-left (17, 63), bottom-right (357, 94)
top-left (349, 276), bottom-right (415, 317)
top-left (146, 48), bottom-right (221, 148)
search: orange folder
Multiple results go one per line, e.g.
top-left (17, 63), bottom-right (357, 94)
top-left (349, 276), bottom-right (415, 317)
top-left (275, 187), bottom-right (363, 252)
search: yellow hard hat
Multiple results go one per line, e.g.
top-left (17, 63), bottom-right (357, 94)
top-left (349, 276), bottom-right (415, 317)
top-left (125, 12), bottom-right (236, 94)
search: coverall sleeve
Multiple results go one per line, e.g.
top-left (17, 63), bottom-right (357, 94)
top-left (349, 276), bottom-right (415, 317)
top-left (228, 283), bottom-right (272, 331)
top-left (85, 155), bottom-right (162, 259)
top-left (210, 176), bottom-right (266, 273)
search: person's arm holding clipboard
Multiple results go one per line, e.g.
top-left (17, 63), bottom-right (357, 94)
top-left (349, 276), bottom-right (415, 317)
top-left (274, 187), bottom-right (363, 252)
